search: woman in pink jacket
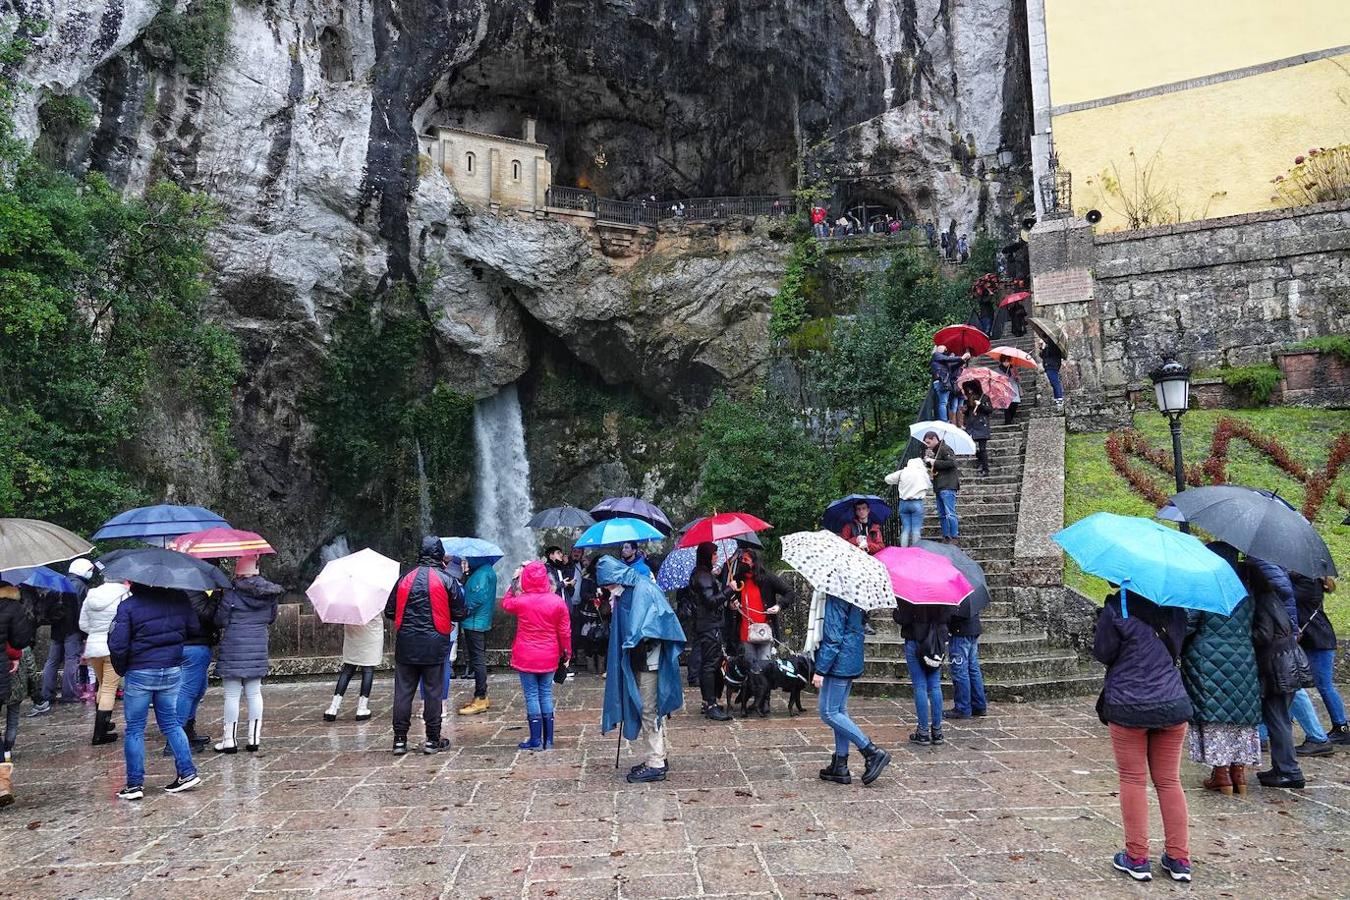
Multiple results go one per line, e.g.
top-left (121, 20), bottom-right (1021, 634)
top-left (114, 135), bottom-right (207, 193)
top-left (503, 561), bottom-right (572, 751)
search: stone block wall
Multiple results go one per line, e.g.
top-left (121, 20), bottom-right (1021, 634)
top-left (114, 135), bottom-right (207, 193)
top-left (1030, 199), bottom-right (1350, 427)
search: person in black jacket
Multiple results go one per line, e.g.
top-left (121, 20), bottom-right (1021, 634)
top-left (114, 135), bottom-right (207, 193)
top-left (0, 584), bottom-right (36, 806)
top-left (961, 382), bottom-right (993, 477)
top-left (688, 542), bottom-right (736, 721)
top-left (1251, 564), bottom-right (1308, 789)
top-left (895, 602), bottom-right (953, 745)
top-left (164, 589), bottom-right (219, 754)
top-left (923, 432), bottom-right (961, 543)
top-left (38, 568), bottom-right (87, 706)
top-left (385, 536), bottom-right (467, 755)
top-left (945, 605), bottom-right (987, 719)
top-left (1293, 573), bottom-right (1349, 744)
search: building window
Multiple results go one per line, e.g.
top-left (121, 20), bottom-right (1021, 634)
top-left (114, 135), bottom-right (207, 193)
top-left (465, 152), bottom-right (476, 174)
top-left (512, 160), bottom-right (522, 181)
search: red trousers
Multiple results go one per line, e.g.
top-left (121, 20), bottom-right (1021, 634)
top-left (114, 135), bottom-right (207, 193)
top-left (1108, 722), bottom-right (1190, 861)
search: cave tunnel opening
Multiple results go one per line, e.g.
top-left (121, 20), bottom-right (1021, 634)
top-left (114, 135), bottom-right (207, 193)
top-left (833, 183), bottom-right (921, 227)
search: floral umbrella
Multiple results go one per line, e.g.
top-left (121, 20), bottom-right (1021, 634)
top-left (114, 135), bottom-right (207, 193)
top-left (956, 367), bottom-right (1015, 409)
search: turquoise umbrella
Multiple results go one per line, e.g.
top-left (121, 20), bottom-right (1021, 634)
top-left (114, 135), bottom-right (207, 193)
top-left (575, 517), bottom-right (664, 549)
top-left (1053, 512), bottom-right (1247, 617)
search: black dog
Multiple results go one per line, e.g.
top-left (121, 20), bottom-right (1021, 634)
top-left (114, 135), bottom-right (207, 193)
top-left (721, 655), bottom-right (747, 713)
top-left (768, 653), bottom-right (815, 717)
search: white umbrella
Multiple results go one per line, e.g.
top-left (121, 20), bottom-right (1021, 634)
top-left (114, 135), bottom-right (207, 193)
top-left (780, 530), bottom-right (896, 612)
top-left (306, 548), bottom-right (401, 625)
top-left (909, 420), bottom-right (977, 455)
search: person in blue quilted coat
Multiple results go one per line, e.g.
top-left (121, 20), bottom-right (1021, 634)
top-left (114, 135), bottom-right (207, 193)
top-left (1181, 542), bottom-right (1261, 796)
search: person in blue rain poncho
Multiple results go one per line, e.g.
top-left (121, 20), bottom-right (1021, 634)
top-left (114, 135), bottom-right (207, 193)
top-left (597, 555), bottom-right (685, 783)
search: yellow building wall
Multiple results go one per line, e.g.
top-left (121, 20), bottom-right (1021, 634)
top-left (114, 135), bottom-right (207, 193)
top-left (1044, 0), bottom-right (1350, 105)
top-left (1053, 53), bottom-right (1350, 230)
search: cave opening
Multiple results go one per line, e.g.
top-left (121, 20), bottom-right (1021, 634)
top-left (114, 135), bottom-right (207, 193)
top-left (318, 26), bottom-right (353, 83)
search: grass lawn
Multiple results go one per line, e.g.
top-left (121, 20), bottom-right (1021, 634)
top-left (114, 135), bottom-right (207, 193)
top-left (1064, 407), bottom-right (1350, 631)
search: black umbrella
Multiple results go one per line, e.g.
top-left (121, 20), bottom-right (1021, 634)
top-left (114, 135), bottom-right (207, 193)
top-left (1169, 485), bottom-right (1337, 578)
top-left (591, 497), bottom-right (673, 535)
top-left (915, 539), bottom-right (990, 617)
top-left (526, 506), bottom-right (596, 530)
top-left (99, 548), bottom-right (232, 592)
top-left (732, 531), bottom-right (763, 548)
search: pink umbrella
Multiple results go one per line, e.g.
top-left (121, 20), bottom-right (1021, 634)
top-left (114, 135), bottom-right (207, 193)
top-left (987, 346), bottom-right (1037, 369)
top-left (306, 548), bottom-right (400, 625)
top-left (874, 547), bottom-right (973, 606)
top-left (957, 367), bottom-right (1015, 409)
top-left (999, 290), bottom-right (1032, 309)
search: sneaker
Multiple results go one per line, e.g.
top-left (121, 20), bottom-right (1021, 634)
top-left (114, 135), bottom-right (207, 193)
top-left (1256, 768), bottom-right (1306, 789)
top-left (943, 708), bottom-right (970, 720)
top-left (626, 764), bottom-right (668, 784)
top-left (930, 727), bottom-right (946, 746)
top-left (1296, 738), bottom-right (1335, 757)
top-left (629, 761), bottom-right (672, 775)
top-left (1160, 854), bottom-right (1192, 883)
top-left (163, 774), bottom-right (200, 794)
top-left (1329, 724), bottom-right (1350, 745)
top-left (972, 708), bottom-right (988, 717)
top-left (703, 704), bottom-right (731, 722)
top-left (25, 702), bottom-right (50, 717)
top-left (909, 729), bottom-right (931, 746)
top-left (392, 738), bottom-right (408, 756)
top-left (117, 785), bottom-right (144, 801)
top-left (422, 738), bottom-right (450, 755)
top-left (1112, 851), bottom-right (1152, 881)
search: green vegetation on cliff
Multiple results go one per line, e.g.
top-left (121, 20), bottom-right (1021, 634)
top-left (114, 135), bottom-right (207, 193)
top-left (0, 30), bottom-right (240, 530)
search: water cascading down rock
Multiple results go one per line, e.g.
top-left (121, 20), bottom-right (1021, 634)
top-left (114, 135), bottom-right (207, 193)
top-left (472, 386), bottom-right (537, 571)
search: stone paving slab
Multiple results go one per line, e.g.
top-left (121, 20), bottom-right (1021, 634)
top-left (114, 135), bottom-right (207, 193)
top-left (1, 674), bottom-right (1349, 898)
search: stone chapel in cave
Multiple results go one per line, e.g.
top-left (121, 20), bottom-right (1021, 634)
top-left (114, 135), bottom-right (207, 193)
top-left (418, 117), bottom-right (552, 214)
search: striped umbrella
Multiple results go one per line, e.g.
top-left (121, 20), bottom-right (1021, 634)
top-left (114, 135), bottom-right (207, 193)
top-left (987, 346), bottom-right (1037, 369)
top-left (169, 528), bottom-right (275, 559)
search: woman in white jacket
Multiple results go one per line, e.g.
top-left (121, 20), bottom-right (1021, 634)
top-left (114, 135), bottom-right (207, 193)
top-left (78, 581), bottom-right (130, 746)
top-left (885, 457), bottom-right (932, 547)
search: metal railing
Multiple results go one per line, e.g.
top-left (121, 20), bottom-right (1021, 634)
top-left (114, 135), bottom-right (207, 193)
top-left (884, 384), bottom-right (940, 547)
top-left (545, 187), bottom-right (794, 228)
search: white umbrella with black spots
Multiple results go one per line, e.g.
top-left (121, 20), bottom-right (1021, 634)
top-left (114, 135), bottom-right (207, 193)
top-left (780, 530), bottom-right (895, 612)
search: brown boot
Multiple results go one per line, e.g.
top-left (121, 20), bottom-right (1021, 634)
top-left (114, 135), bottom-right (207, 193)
top-left (1203, 765), bottom-right (1233, 795)
top-left (1229, 764), bottom-right (1247, 796)
top-left (0, 762), bottom-right (13, 807)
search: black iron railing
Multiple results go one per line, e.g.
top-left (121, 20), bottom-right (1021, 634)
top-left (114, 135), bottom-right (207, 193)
top-left (545, 187), bottom-right (794, 228)
top-left (545, 186), bottom-right (597, 213)
top-left (883, 384), bottom-right (940, 546)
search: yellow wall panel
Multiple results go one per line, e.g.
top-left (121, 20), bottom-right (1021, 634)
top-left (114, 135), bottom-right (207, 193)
top-left (1052, 54), bottom-right (1350, 230)
top-left (1044, 0), bottom-right (1349, 105)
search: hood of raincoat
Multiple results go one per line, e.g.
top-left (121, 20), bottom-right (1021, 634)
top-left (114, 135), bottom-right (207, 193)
top-left (83, 582), bottom-right (130, 613)
top-left (520, 561), bottom-right (552, 594)
top-left (231, 575), bottom-right (284, 610)
top-left (598, 555), bottom-right (687, 740)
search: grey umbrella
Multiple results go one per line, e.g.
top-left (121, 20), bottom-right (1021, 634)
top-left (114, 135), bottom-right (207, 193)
top-left (526, 506), bottom-right (596, 529)
top-left (99, 548), bottom-right (233, 592)
top-left (915, 539), bottom-right (990, 617)
top-left (0, 518), bottom-right (94, 570)
top-left (1169, 485), bottom-right (1337, 578)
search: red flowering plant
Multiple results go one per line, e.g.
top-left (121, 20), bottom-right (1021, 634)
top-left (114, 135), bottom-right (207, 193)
top-left (1270, 144), bottom-right (1350, 207)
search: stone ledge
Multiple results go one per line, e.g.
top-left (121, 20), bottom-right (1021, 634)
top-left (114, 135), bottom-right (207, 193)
top-left (1012, 415), bottom-right (1065, 566)
top-left (1094, 197), bottom-right (1350, 244)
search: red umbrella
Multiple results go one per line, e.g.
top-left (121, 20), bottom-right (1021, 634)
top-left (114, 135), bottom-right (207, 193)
top-left (999, 291), bottom-right (1031, 309)
top-left (168, 528), bottom-right (275, 559)
top-left (957, 367), bottom-right (1015, 409)
top-left (934, 324), bottom-right (991, 357)
top-left (677, 513), bottom-right (772, 548)
top-left (987, 346), bottom-right (1037, 369)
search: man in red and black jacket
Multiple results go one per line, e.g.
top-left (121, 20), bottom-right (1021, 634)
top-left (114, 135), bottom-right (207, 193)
top-left (386, 535), bottom-right (467, 755)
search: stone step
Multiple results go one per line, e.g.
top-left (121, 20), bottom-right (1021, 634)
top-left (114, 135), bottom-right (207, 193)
top-left (861, 649), bottom-right (1080, 681)
top-left (863, 632), bottom-right (1051, 657)
top-left (852, 669), bottom-right (1104, 702)
top-left (921, 514), bottom-right (1018, 530)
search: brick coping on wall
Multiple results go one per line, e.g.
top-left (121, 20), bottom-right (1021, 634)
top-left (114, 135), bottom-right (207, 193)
top-left (1094, 197), bottom-right (1350, 245)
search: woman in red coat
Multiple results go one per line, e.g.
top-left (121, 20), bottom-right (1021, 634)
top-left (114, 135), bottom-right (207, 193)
top-left (502, 561), bottom-right (572, 751)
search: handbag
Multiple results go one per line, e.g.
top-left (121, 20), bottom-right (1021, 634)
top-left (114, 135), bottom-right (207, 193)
top-left (553, 655), bottom-right (569, 685)
top-left (747, 622), bottom-right (774, 645)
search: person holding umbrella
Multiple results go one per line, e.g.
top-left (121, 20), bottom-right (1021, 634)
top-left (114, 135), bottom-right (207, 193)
top-left (386, 536), bottom-right (467, 755)
top-left (689, 542), bottom-right (736, 722)
top-left (923, 432), bottom-right (961, 544)
top-left (1038, 336), bottom-right (1064, 411)
top-left (457, 556), bottom-right (498, 717)
top-left (885, 458), bottom-right (931, 547)
top-left (726, 548), bottom-right (795, 707)
top-left (618, 542), bottom-right (653, 581)
top-left (929, 344), bottom-right (964, 423)
top-left (1249, 558), bottom-right (1312, 788)
top-left (212, 556), bottom-right (282, 754)
top-left (960, 381), bottom-right (993, 478)
top-left (324, 609), bottom-right (384, 724)
top-left (839, 500), bottom-right (885, 555)
top-left (997, 358), bottom-right (1022, 425)
top-left (78, 576), bottom-right (130, 747)
top-left (0, 584), bottom-right (35, 806)
top-left (812, 591), bottom-right (891, 785)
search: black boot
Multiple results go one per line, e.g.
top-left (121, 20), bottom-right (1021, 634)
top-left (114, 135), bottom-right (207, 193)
top-left (91, 710), bottom-right (118, 746)
top-left (860, 743), bottom-right (891, 786)
top-left (818, 753), bottom-right (852, 785)
top-left (184, 718), bottom-right (209, 751)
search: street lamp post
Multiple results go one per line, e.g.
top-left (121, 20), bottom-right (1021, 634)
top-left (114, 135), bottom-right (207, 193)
top-left (1149, 356), bottom-right (1193, 532)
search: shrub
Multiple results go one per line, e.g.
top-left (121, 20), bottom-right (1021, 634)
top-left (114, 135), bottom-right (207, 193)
top-left (145, 0), bottom-right (233, 82)
top-left (1271, 145), bottom-right (1350, 207)
top-left (1216, 364), bottom-right (1282, 406)
top-left (1292, 334), bottom-right (1350, 365)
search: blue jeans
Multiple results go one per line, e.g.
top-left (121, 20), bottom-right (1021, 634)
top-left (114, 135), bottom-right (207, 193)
top-left (818, 675), bottom-right (869, 757)
top-left (934, 382), bottom-right (950, 422)
top-left (1261, 688), bottom-right (1328, 743)
top-left (1046, 367), bottom-right (1063, 400)
top-left (905, 641), bottom-right (944, 732)
top-left (122, 667), bottom-right (196, 786)
top-left (949, 635), bottom-right (987, 716)
top-left (1307, 649), bottom-right (1347, 725)
top-left (519, 671), bottom-right (555, 719)
top-left (41, 632), bottom-right (83, 702)
top-left (898, 499), bottom-right (925, 547)
top-left (175, 644), bottom-right (212, 727)
top-left (936, 489), bottom-right (959, 538)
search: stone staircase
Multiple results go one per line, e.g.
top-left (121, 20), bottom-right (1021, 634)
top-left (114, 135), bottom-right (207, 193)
top-left (853, 331), bottom-right (1103, 702)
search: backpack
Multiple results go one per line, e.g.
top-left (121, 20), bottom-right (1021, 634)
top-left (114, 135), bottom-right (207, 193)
top-left (919, 622), bottom-right (949, 670)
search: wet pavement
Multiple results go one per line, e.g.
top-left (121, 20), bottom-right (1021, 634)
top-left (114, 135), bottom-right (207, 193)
top-left (2, 674), bottom-right (1349, 899)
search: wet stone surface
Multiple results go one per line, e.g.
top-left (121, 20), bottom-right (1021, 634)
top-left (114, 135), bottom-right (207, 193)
top-left (2, 675), bottom-right (1349, 898)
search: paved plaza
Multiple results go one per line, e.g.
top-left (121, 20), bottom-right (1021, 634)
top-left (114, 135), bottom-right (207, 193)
top-left (2, 674), bottom-right (1349, 899)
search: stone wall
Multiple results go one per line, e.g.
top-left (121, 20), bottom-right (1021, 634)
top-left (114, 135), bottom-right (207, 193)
top-left (1029, 199), bottom-right (1350, 430)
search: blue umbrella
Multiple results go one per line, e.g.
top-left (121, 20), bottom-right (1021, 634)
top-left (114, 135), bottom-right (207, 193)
top-left (590, 497), bottom-right (673, 535)
top-left (821, 494), bottom-right (892, 531)
top-left (655, 538), bottom-right (737, 592)
top-left (93, 505), bottom-right (230, 543)
top-left (575, 517), bottom-right (664, 549)
top-left (0, 565), bottom-right (79, 594)
top-left (440, 537), bottom-right (505, 568)
top-left (1053, 512), bottom-right (1248, 617)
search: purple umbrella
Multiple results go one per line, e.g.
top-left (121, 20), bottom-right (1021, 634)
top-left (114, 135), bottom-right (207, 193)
top-left (590, 497), bottom-right (673, 536)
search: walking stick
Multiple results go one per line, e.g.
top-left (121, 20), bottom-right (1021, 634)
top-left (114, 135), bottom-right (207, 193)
top-left (615, 724), bottom-right (623, 769)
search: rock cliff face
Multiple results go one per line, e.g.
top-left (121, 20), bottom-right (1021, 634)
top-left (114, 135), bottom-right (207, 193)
top-left (6, 0), bottom-right (1031, 572)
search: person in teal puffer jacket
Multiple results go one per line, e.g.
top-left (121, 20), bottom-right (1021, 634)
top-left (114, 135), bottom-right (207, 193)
top-left (457, 561), bottom-right (498, 716)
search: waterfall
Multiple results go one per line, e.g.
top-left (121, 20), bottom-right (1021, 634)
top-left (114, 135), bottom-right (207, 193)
top-left (320, 535), bottom-right (351, 564)
top-left (472, 384), bottom-right (537, 570)
top-left (414, 438), bottom-right (433, 536)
